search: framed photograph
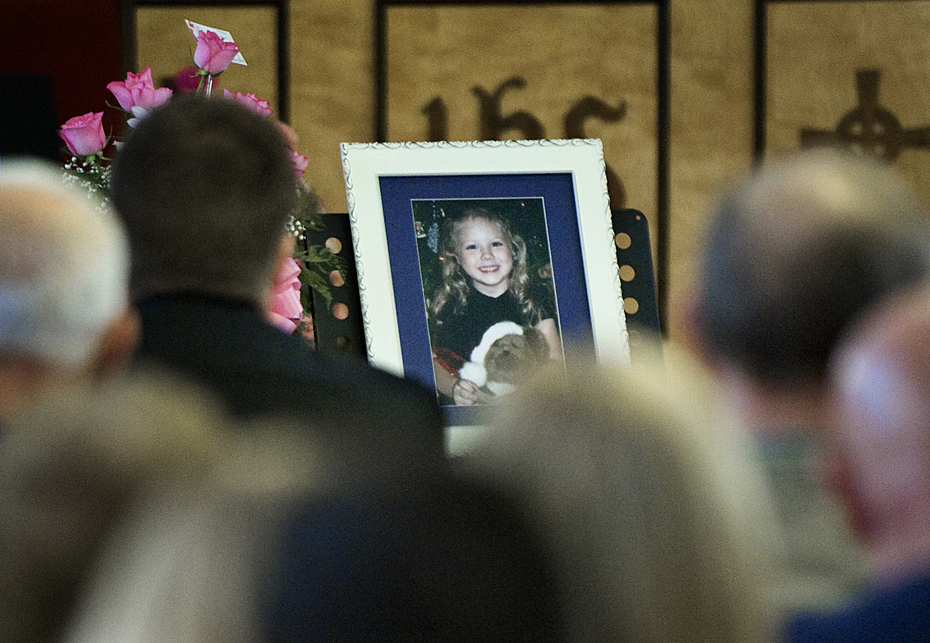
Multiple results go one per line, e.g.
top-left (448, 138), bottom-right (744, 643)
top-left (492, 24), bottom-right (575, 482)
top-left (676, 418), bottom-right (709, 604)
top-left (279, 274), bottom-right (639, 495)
top-left (341, 138), bottom-right (630, 428)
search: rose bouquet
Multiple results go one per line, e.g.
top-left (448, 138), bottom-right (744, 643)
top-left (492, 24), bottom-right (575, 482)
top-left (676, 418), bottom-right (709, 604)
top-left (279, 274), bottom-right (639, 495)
top-left (59, 22), bottom-right (341, 343)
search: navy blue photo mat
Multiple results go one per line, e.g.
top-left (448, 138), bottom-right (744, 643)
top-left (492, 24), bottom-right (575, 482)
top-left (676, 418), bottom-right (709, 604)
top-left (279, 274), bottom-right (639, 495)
top-left (378, 172), bottom-right (594, 426)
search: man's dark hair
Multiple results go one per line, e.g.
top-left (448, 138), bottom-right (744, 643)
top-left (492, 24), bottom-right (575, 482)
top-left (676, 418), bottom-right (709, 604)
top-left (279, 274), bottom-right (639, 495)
top-left (695, 148), bottom-right (930, 387)
top-left (110, 94), bottom-right (296, 303)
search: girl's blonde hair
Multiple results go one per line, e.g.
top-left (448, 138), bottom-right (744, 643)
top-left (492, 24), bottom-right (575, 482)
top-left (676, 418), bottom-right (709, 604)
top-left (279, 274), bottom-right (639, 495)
top-left (430, 207), bottom-right (544, 321)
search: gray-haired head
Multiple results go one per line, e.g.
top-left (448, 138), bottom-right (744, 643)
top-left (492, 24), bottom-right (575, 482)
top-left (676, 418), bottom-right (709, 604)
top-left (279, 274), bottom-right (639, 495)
top-left (0, 159), bottom-right (129, 368)
top-left (695, 147), bottom-right (930, 387)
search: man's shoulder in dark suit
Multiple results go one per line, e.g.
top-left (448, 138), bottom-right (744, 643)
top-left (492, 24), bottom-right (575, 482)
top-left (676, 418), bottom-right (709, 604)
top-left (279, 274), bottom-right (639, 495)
top-left (133, 295), bottom-right (445, 465)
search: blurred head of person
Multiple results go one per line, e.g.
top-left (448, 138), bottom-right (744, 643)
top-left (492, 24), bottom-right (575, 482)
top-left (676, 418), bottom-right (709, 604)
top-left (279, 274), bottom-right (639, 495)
top-left (0, 158), bottom-right (137, 420)
top-left (827, 284), bottom-right (930, 583)
top-left (689, 147), bottom-right (930, 402)
top-left (461, 355), bottom-right (781, 643)
top-left (109, 94), bottom-right (297, 306)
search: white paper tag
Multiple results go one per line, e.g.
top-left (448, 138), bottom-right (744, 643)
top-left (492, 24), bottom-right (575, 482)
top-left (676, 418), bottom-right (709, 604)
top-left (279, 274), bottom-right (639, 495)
top-left (185, 20), bottom-right (248, 66)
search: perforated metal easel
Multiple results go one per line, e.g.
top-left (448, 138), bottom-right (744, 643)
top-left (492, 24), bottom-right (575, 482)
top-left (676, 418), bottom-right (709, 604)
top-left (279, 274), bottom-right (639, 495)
top-left (612, 208), bottom-right (662, 364)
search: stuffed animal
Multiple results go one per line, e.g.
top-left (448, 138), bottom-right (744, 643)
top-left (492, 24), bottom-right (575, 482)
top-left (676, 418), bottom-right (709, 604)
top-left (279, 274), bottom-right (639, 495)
top-left (458, 321), bottom-right (551, 396)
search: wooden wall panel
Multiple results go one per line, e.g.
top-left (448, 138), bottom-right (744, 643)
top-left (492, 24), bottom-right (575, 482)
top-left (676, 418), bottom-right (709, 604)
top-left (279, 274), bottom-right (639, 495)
top-left (383, 5), bottom-right (655, 212)
top-left (139, 0), bottom-right (930, 340)
top-left (666, 0), bottom-right (754, 340)
top-left (761, 1), bottom-right (930, 201)
top-left (380, 2), bottom-right (669, 327)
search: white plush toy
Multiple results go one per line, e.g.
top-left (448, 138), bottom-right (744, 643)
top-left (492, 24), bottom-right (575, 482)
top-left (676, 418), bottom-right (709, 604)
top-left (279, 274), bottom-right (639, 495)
top-left (458, 321), bottom-right (551, 396)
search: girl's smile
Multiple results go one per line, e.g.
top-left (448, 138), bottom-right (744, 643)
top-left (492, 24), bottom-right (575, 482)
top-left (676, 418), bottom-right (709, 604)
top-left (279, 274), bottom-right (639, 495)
top-left (453, 217), bottom-right (514, 297)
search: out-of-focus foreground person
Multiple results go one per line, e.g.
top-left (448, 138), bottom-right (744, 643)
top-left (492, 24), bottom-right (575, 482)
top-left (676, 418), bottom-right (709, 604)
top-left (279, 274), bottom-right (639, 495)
top-left (59, 412), bottom-right (322, 643)
top-left (61, 420), bottom-right (563, 643)
top-left (684, 147), bottom-right (930, 612)
top-left (786, 285), bottom-right (930, 641)
top-left (460, 355), bottom-right (781, 643)
top-left (108, 95), bottom-right (443, 479)
top-left (0, 369), bottom-right (225, 643)
top-left (0, 159), bottom-right (137, 422)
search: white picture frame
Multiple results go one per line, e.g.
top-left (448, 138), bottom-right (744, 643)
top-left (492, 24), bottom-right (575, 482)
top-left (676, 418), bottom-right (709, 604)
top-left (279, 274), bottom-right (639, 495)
top-left (341, 138), bottom-right (630, 430)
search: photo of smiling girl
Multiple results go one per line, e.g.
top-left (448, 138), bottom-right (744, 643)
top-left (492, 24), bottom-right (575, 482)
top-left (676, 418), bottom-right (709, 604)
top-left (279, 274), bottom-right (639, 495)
top-left (423, 202), bottom-right (562, 406)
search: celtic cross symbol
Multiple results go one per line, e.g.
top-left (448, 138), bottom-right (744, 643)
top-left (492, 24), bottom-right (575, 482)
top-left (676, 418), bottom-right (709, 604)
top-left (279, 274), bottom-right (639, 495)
top-left (800, 69), bottom-right (930, 161)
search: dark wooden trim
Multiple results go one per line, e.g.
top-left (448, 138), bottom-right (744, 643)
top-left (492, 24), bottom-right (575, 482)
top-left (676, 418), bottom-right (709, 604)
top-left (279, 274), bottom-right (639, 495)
top-left (753, 0), bottom-right (766, 159)
top-left (762, 0), bottom-right (915, 3)
top-left (119, 0), bottom-right (138, 75)
top-left (277, 0), bottom-right (290, 123)
top-left (380, 0), bottom-right (656, 5)
top-left (655, 0), bottom-right (669, 334)
top-left (375, 0), bottom-right (388, 142)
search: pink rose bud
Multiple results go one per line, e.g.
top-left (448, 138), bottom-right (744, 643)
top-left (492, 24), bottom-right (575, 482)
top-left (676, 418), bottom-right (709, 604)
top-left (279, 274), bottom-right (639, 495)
top-left (289, 150), bottom-right (309, 179)
top-left (223, 90), bottom-right (273, 117)
top-left (266, 257), bottom-right (304, 333)
top-left (172, 65), bottom-right (202, 93)
top-left (59, 112), bottom-right (107, 157)
top-left (193, 30), bottom-right (239, 76)
top-left (107, 67), bottom-right (172, 112)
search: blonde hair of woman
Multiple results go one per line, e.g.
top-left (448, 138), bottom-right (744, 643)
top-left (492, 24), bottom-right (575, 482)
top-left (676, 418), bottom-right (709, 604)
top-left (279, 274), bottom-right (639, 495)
top-left (461, 354), bottom-right (781, 643)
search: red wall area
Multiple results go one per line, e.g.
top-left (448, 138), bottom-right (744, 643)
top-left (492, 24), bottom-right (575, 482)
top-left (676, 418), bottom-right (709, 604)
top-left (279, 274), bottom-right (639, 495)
top-left (0, 0), bottom-right (123, 159)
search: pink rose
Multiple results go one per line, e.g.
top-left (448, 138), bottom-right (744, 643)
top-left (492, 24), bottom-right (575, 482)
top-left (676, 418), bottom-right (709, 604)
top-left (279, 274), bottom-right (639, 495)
top-left (193, 30), bottom-right (239, 76)
top-left (223, 90), bottom-right (273, 117)
top-left (289, 150), bottom-right (309, 179)
top-left (266, 257), bottom-right (303, 333)
top-left (107, 67), bottom-right (172, 112)
top-left (59, 112), bottom-right (107, 157)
